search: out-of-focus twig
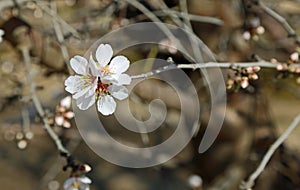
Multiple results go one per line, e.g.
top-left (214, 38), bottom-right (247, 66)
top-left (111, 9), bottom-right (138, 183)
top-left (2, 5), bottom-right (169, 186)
top-left (21, 107), bottom-right (31, 134)
top-left (152, 9), bottom-right (223, 26)
top-left (39, 136), bottom-right (82, 189)
top-left (240, 113), bottom-right (300, 190)
top-left (19, 45), bottom-right (69, 155)
top-left (179, 0), bottom-right (192, 29)
top-left (34, 0), bottom-right (80, 39)
top-left (259, 1), bottom-right (300, 44)
top-left (122, 0), bottom-right (187, 51)
top-left (49, 0), bottom-right (73, 74)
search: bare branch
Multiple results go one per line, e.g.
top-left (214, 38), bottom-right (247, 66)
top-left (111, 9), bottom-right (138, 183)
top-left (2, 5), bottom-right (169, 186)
top-left (240, 113), bottom-right (300, 190)
top-left (49, 0), bottom-right (73, 74)
top-left (259, 1), bottom-right (300, 44)
top-left (131, 61), bottom-right (299, 79)
top-left (19, 46), bottom-right (69, 155)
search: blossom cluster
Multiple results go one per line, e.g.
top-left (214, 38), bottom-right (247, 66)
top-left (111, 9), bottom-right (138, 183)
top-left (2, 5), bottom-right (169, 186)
top-left (227, 66), bottom-right (261, 90)
top-left (65, 44), bottom-right (131, 115)
top-left (49, 96), bottom-right (75, 128)
top-left (271, 52), bottom-right (300, 83)
top-left (242, 17), bottom-right (265, 41)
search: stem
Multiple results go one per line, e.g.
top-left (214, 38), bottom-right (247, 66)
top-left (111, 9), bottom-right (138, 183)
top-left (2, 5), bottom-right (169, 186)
top-left (20, 46), bottom-right (69, 155)
top-left (241, 113), bottom-right (300, 189)
top-left (130, 61), bottom-right (299, 79)
top-left (259, 1), bottom-right (300, 44)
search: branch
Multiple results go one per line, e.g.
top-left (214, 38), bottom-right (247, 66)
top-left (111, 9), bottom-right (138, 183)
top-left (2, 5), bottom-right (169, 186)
top-left (240, 113), bottom-right (300, 190)
top-left (34, 0), bottom-right (80, 39)
top-left (19, 45), bottom-right (69, 155)
top-left (49, 0), bottom-right (73, 74)
top-left (259, 1), bottom-right (300, 44)
top-left (130, 61), bottom-right (300, 79)
top-left (152, 9), bottom-right (224, 26)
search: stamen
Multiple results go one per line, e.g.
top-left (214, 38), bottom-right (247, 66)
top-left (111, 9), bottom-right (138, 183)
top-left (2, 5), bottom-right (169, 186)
top-left (95, 77), bottom-right (111, 96)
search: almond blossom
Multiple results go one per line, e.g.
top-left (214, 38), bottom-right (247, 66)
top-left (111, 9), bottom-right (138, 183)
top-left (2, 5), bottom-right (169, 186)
top-left (64, 44), bottom-right (131, 115)
top-left (64, 176), bottom-right (91, 190)
top-left (0, 29), bottom-right (4, 42)
top-left (89, 44), bottom-right (131, 115)
top-left (65, 56), bottom-right (98, 111)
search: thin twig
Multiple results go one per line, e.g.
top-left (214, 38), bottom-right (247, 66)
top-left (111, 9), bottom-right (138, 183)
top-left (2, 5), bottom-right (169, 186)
top-left (179, 0), bottom-right (192, 29)
top-left (153, 10), bottom-right (224, 26)
top-left (122, 0), bottom-right (190, 58)
top-left (240, 113), bottom-right (300, 190)
top-left (155, 0), bottom-right (184, 27)
top-left (21, 107), bottom-right (31, 134)
top-left (130, 61), bottom-right (299, 79)
top-left (49, 0), bottom-right (73, 74)
top-left (34, 0), bottom-right (80, 39)
top-left (259, 1), bottom-right (300, 44)
top-left (20, 46), bottom-right (69, 155)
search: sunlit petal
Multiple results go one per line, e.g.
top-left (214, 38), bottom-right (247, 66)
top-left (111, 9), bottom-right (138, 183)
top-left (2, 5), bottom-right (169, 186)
top-left (96, 44), bottom-right (113, 67)
top-left (109, 85), bottom-right (129, 100)
top-left (97, 96), bottom-right (116, 115)
top-left (109, 55), bottom-right (130, 74)
top-left (70, 56), bottom-right (88, 75)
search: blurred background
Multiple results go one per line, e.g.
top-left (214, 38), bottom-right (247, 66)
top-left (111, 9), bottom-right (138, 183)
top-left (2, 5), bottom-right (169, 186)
top-left (0, 0), bottom-right (300, 189)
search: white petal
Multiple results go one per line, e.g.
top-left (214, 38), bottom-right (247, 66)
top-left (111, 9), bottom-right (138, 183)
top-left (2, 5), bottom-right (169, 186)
top-left (60, 96), bottom-right (72, 108)
top-left (114, 74), bottom-right (132, 85)
top-left (101, 75), bottom-right (118, 84)
top-left (55, 116), bottom-right (64, 126)
top-left (96, 44), bottom-right (113, 67)
top-left (65, 75), bottom-right (83, 94)
top-left (89, 54), bottom-right (101, 76)
top-left (109, 85), bottom-right (129, 100)
top-left (109, 55), bottom-right (130, 74)
top-left (64, 178), bottom-right (76, 189)
top-left (0, 29), bottom-right (4, 36)
top-left (97, 96), bottom-right (116, 115)
top-left (73, 86), bottom-right (90, 99)
top-left (79, 176), bottom-right (92, 184)
top-left (76, 93), bottom-right (95, 110)
top-left (70, 56), bottom-right (88, 75)
top-left (63, 121), bottom-right (71, 128)
top-left (64, 111), bottom-right (75, 119)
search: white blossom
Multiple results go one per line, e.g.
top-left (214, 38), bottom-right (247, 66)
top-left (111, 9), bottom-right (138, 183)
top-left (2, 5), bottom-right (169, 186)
top-left (0, 29), bottom-right (4, 42)
top-left (64, 56), bottom-right (97, 110)
top-left (64, 44), bottom-right (131, 116)
top-left (64, 176), bottom-right (91, 190)
top-left (89, 44), bottom-right (131, 115)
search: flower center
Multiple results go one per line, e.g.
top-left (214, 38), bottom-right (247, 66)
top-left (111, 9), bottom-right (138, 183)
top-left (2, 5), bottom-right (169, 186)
top-left (100, 65), bottom-right (111, 75)
top-left (95, 77), bottom-right (110, 97)
top-left (81, 75), bottom-right (96, 88)
top-left (70, 181), bottom-right (80, 188)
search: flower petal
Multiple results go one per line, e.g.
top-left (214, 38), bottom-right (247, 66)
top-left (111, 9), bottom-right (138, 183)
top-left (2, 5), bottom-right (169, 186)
top-left (70, 56), bottom-right (88, 75)
top-left (101, 75), bottom-right (118, 84)
top-left (114, 74), bottom-right (132, 85)
top-left (55, 116), bottom-right (64, 126)
top-left (73, 86), bottom-right (90, 99)
top-left (109, 85), bottom-right (129, 100)
top-left (65, 75), bottom-right (83, 94)
top-left (76, 93), bottom-right (95, 110)
top-left (97, 96), bottom-right (116, 115)
top-left (79, 176), bottom-right (92, 184)
top-left (109, 55), bottom-right (130, 74)
top-left (96, 44), bottom-right (113, 67)
top-left (64, 178), bottom-right (76, 189)
top-left (89, 54), bottom-right (101, 76)
top-left (60, 96), bottom-right (72, 108)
